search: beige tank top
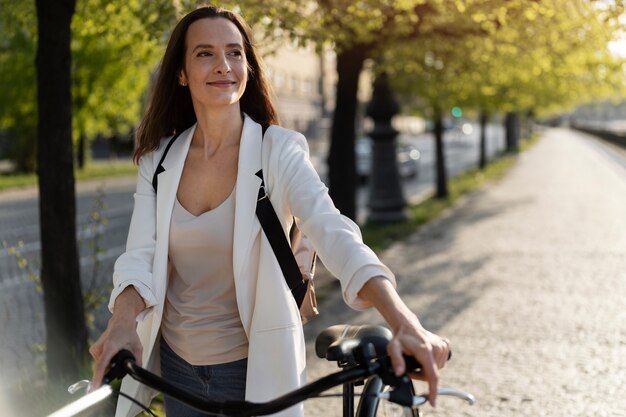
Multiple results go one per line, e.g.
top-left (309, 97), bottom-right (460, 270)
top-left (161, 187), bottom-right (249, 365)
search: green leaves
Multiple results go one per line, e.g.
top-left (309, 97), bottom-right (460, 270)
top-left (384, 0), bottom-right (626, 116)
top-left (0, 0), bottom-right (38, 171)
top-left (3, 0), bottom-right (623, 172)
top-left (0, 0), bottom-right (177, 171)
top-left (71, 0), bottom-right (177, 142)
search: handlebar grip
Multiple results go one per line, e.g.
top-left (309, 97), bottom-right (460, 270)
top-left (404, 350), bottom-right (452, 373)
top-left (103, 349), bottom-right (136, 384)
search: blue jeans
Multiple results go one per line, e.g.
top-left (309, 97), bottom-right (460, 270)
top-left (159, 337), bottom-right (247, 417)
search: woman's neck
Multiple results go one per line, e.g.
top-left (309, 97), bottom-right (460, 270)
top-left (192, 105), bottom-right (244, 159)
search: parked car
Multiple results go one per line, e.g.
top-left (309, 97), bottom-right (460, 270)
top-left (356, 136), bottom-right (420, 182)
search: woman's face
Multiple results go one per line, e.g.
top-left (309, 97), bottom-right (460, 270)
top-left (180, 17), bottom-right (248, 111)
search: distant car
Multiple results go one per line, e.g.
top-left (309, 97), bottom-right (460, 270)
top-left (356, 136), bottom-right (420, 182)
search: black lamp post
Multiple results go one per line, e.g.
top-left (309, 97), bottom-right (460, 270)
top-left (365, 73), bottom-right (407, 223)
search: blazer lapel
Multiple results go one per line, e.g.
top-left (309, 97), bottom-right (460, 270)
top-left (233, 116), bottom-right (263, 279)
top-left (155, 125), bottom-right (195, 246)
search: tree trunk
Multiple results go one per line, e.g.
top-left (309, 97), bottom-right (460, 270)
top-left (77, 133), bottom-right (85, 169)
top-left (433, 107), bottom-right (449, 199)
top-left (327, 45), bottom-right (368, 220)
top-left (479, 111), bottom-right (488, 169)
top-left (505, 111), bottom-right (520, 153)
top-left (36, 0), bottom-right (88, 382)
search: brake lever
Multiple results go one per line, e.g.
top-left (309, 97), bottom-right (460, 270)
top-left (66, 349), bottom-right (134, 396)
top-left (64, 349), bottom-right (135, 399)
top-left (67, 380), bottom-right (92, 395)
top-left (406, 388), bottom-right (476, 407)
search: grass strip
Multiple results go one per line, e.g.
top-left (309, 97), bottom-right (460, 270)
top-left (0, 160), bottom-right (137, 192)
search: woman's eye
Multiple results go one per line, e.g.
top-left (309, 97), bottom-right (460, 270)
top-left (197, 51), bottom-right (212, 57)
top-left (229, 50), bottom-right (243, 57)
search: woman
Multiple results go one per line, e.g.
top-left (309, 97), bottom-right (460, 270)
top-left (90, 6), bottom-right (449, 417)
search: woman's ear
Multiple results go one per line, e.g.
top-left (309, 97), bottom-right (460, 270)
top-left (178, 70), bottom-right (188, 87)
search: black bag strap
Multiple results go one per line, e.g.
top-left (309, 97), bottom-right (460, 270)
top-left (152, 131), bottom-right (183, 193)
top-left (255, 123), bottom-right (308, 308)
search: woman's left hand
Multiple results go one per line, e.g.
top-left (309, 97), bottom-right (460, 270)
top-left (357, 277), bottom-right (451, 407)
top-left (386, 322), bottom-right (450, 407)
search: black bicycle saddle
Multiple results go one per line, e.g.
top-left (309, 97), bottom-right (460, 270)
top-left (315, 324), bottom-right (392, 364)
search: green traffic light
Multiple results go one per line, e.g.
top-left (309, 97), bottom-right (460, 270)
top-left (451, 107), bottom-right (462, 118)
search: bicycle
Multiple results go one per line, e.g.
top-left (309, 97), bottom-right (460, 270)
top-left (49, 324), bottom-right (475, 417)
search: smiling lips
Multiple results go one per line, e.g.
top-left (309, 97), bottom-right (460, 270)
top-left (207, 80), bottom-right (236, 87)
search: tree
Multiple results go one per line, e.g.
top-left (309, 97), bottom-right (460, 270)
top-left (1, 0), bottom-right (177, 171)
top-left (36, 0), bottom-right (88, 382)
top-left (380, 1), bottom-right (500, 198)
top-left (313, 1), bottom-right (435, 218)
top-left (0, 0), bottom-right (38, 171)
top-left (388, 0), bottom-right (626, 195)
top-left (72, 0), bottom-right (176, 167)
top-left (258, 1), bottom-right (481, 216)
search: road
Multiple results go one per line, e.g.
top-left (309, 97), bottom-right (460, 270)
top-left (0, 177), bottom-right (138, 389)
top-left (0, 122), bottom-right (502, 390)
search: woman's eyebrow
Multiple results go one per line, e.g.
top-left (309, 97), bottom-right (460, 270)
top-left (193, 44), bottom-right (214, 52)
top-left (192, 43), bottom-right (243, 52)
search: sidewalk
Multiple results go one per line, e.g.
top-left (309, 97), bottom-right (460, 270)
top-left (303, 128), bottom-right (626, 416)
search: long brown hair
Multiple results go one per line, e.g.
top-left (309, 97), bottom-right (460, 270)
top-left (133, 6), bottom-right (279, 163)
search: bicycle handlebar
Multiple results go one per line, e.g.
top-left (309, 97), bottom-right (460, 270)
top-left (50, 326), bottom-right (472, 417)
top-left (102, 346), bottom-right (462, 417)
top-left (110, 349), bottom-right (381, 416)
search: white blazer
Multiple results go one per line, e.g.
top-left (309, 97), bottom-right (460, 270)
top-left (109, 115), bottom-right (395, 417)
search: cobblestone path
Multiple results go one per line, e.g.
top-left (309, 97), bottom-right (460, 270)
top-left (304, 128), bottom-right (626, 417)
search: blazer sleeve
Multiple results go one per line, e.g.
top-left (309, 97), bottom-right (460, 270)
top-left (107, 151), bottom-right (159, 320)
top-left (269, 131), bottom-right (396, 310)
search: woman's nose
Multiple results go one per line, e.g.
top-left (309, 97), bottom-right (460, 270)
top-left (215, 54), bottom-right (231, 74)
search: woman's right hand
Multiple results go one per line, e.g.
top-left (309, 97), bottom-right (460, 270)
top-left (89, 286), bottom-right (145, 389)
